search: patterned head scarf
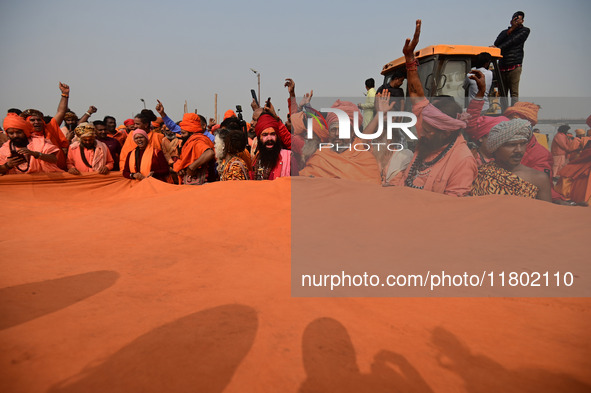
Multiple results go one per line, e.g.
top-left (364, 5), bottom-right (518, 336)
top-left (74, 122), bottom-right (96, 138)
top-left (486, 119), bottom-right (532, 153)
top-left (64, 111), bottom-right (78, 121)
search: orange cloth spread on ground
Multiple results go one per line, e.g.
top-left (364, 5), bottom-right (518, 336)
top-left (119, 131), bottom-right (163, 170)
top-left (300, 138), bottom-right (381, 184)
top-left (0, 175), bottom-right (589, 392)
top-left (173, 133), bottom-right (214, 172)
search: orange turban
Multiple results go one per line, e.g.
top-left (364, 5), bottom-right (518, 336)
top-left (179, 113), bottom-right (203, 133)
top-left (3, 113), bottom-right (33, 137)
top-left (291, 110), bottom-right (329, 142)
top-left (152, 117), bottom-right (163, 128)
top-left (575, 128), bottom-right (585, 136)
top-left (224, 110), bottom-right (236, 120)
top-left (124, 119), bottom-right (135, 127)
top-left (504, 102), bottom-right (540, 126)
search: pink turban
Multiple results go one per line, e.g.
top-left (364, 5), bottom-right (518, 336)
top-left (133, 129), bottom-right (149, 139)
top-left (465, 115), bottom-right (510, 141)
top-left (291, 110), bottom-right (329, 142)
top-left (325, 100), bottom-right (362, 129)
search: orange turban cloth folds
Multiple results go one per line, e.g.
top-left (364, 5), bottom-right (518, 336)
top-left (179, 113), bottom-right (203, 133)
top-left (504, 102), bottom-right (540, 126)
top-left (3, 113), bottom-right (33, 137)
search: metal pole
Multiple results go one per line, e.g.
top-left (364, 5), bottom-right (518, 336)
top-left (215, 94), bottom-right (218, 124)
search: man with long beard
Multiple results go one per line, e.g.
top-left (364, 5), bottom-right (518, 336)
top-left (0, 113), bottom-right (61, 175)
top-left (66, 123), bottom-right (114, 175)
top-left (389, 20), bottom-right (477, 196)
top-left (251, 114), bottom-right (292, 180)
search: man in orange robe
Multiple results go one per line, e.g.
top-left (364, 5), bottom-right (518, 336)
top-left (172, 113), bottom-right (215, 185)
top-left (299, 100), bottom-right (381, 184)
top-left (22, 82), bottom-right (71, 169)
top-left (557, 144), bottom-right (591, 204)
top-left (66, 123), bottom-right (114, 175)
top-left (551, 124), bottom-right (575, 176)
top-left (0, 113), bottom-right (61, 175)
top-left (389, 20), bottom-right (477, 196)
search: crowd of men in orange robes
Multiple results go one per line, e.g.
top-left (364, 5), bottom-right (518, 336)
top-left (1, 21), bottom-right (590, 206)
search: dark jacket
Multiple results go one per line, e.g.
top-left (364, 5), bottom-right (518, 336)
top-left (494, 26), bottom-right (530, 68)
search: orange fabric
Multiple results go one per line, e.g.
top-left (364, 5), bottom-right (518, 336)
top-left (129, 145), bottom-right (155, 176)
top-left (172, 133), bottom-right (214, 172)
top-left (179, 113), bottom-right (202, 133)
top-left (392, 135), bottom-right (478, 196)
top-left (0, 175), bottom-right (589, 392)
top-left (67, 141), bottom-right (114, 173)
top-left (558, 149), bottom-right (591, 203)
top-left (300, 140), bottom-right (381, 184)
top-left (224, 110), bottom-right (236, 120)
top-left (119, 131), bottom-right (164, 170)
top-left (237, 149), bottom-right (252, 172)
top-left (3, 113), bottom-right (34, 137)
top-left (504, 102), bottom-right (540, 125)
top-left (0, 136), bottom-right (62, 174)
top-left (113, 127), bottom-right (128, 146)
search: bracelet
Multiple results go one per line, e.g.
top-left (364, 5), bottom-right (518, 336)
top-left (85, 112), bottom-right (91, 116)
top-left (406, 58), bottom-right (419, 71)
top-left (61, 94), bottom-right (69, 98)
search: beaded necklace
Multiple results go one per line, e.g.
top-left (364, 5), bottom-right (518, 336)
top-left (405, 137), bottom-right (456, 189)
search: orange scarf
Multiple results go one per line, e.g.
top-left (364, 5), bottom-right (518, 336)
top-left (129, 145), bottom-right (154, 176)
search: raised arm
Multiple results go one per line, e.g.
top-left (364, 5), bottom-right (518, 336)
top-left (403, 20), bottom-right (424, 106)
top-left (78, 106), bottom-right (97, 124)
top-left (54, 82), bottom-right (70, 126)
top-left (155, 99), bottom-right (182, 134)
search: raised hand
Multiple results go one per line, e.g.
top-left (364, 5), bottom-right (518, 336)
top-left (284, 78), bottom-right (295, 96)
top-left (468, 69), bottom-right (487, 96)
top-left (87, 105), bottom-right (98, 114)
top-left (59, 82), bottom-right (70, 96)
top-left (403, 19), bottom-right (421, 59)
top-left (155, 100), bottom-right (165, 116)
top-left (299, 90), bottom-right (313, 107)
top-left (375, 90), bottom-right (396, 113)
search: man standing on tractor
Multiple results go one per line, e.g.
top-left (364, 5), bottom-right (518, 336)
top-left (493, 11), bottom-right (530, 106)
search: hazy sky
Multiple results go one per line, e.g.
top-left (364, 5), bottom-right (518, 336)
top-left (1, 0), bottom-right (589, 125)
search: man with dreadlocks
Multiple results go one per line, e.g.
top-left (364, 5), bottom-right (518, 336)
top-left (0, 113), bottom-right (61, 175)
top-left (389, 20), bottom-right (477, 196)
